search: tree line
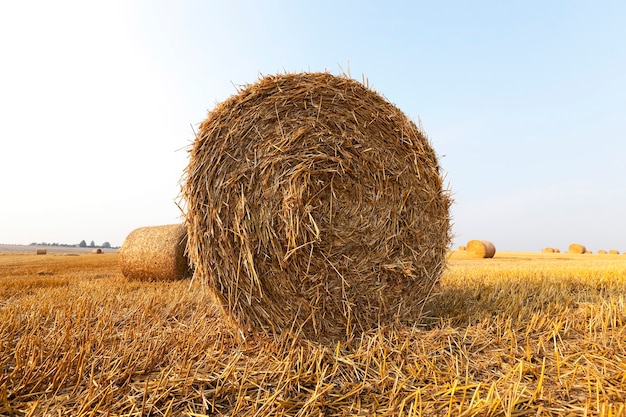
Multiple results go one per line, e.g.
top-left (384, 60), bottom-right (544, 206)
top-left (29, 240), bottom-right (116, 248)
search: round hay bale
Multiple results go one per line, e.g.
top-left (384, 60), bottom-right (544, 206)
top-left (118, 224), bottom-right (192, 281)
top-left (91, 248), bottom-right (103, 254)
top-left (609, 249), bottom-right (619, 255)
top-left (598, 249), bottom-right (607, 254)
top-left (568, 243), bottom-right (586, 254)
top-left (466, 240), bottom-right (496, 258)
top-left (555, 248), bottom-right (560, 253)
top-left (182, 72), bottom-right (452, 342)
top-left (36, 248), bottom-right (47, 255)
top-left (541, 247), bottom-right (555, 253)
top-left (458, 246), bottom-right (466, 251)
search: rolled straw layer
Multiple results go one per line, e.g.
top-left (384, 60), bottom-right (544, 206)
top-left (118, 224), bottom-right (192, 281)
top-left (182, 72), bottom-right (451, 342)
top-left (568, 243), bottom-right (586, 254)
top-left (467, 240), bottom-right (496, 258)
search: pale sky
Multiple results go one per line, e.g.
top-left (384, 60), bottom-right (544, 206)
top-left (1, 1), bottom-right (625, 251)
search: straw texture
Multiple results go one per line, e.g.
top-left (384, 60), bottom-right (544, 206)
top-left (118, 224), bottom-right (192, 281)
top-left (182, 72), bottom-right (451, 342)
top-left (466, 240), bottom-right (496, 258)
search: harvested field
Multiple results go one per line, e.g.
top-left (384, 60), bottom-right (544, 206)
top-left (2, 250), bottom-right (626, 415)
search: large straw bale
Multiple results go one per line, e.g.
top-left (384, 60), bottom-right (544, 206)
top-left (466, 240), bottom-right (496, 258)
top-left (182, 72), bottom-right (452, 342)
top-left (118, 224), bottom-right (192, 281)
top-left (36, 248), bottom-right (47, 255)
top-left (568, 243), bottom-right (586, 254)
top-left (609, 249), bottom-right (619, 254)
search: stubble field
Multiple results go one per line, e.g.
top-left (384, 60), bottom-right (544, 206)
top-left (1, 249), bottom-right (625, 416)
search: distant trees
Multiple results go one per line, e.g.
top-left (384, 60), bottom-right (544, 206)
top-left (28, 240), bottom-right (117, 249)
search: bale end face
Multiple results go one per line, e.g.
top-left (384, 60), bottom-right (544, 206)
top-left (182, 72), bottom-right (452, 343)
top-left (568, 243), bottom-right (586, 254)
top-left (466, 240), bottom-right (496, 258)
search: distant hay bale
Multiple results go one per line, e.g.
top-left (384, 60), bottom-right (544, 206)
top-left (182, 72), bottom-right (452, 342)
top-left (91, 248), bottom-right (103, 254)
top-left (36, 248), bottom-right (47, 255)
top-left (466, 240), bottom-right (496, 258)
top-left (598, 250), bottom-right (607, 254)
top-left (458, 246), bottom-right (466, 251)
top-left (568, 243), bottom-right (586, 254)
top-left (609, 249), bottom-right (619, 255)
top-left (542, 247), bottom-right (561, 253)
top-left (118, 224), bottom-right (192, 281)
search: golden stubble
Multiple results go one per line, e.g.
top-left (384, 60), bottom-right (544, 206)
top-left (1, 250), bottom-right (626, 416)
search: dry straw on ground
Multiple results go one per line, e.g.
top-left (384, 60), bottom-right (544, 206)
top-left (569, 243), bottom-right (586, 254)
top-left (182, 72), bottom-right (452, 343)
top-left (466, 240), bottom-right (496, 258)
top-left (118, 224), bottom-right (192, 281)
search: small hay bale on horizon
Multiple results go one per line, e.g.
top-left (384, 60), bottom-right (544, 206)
top-left (609, 249), bottom-right (619, 254)
top-left (36, 248), bottom-right (47, 255)
top-left (466, 240), bottom-right (496, 258)
top-left (598, 250), bottom-right (608, 254)
top-left (568, 243), bottom-right (586, 254)
top-left (182, 72), bottom-right (452, 343)
top-left (458, 246), bottom-right (466, 251)
top-left (118, 224), bottom-right (192, 282)
top-left (541, 247), bottom-right (555, 253)
top-left (91, 248), bottom-right (103, 254)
